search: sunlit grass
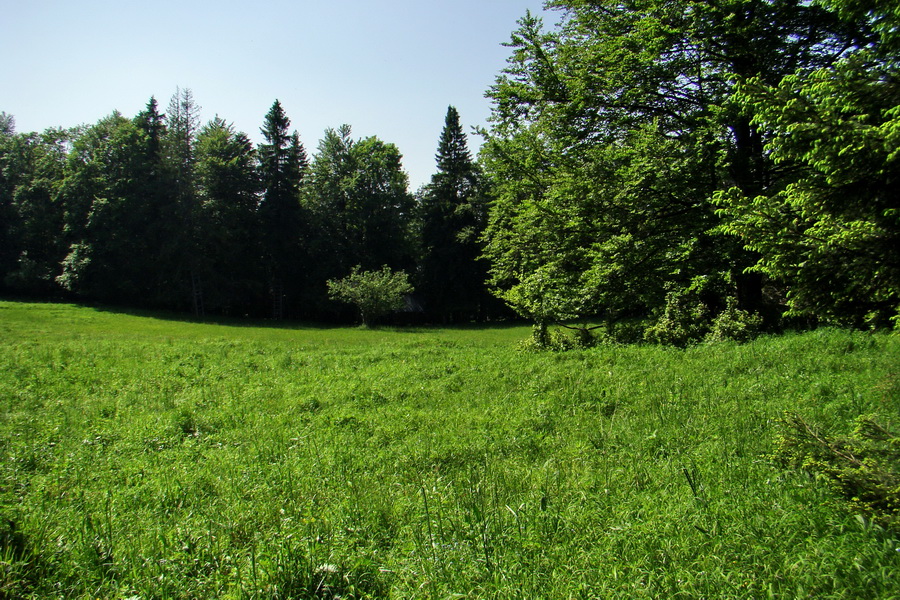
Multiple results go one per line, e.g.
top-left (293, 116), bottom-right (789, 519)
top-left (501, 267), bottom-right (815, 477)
top-left (1, 301), bottom-right (898, 598)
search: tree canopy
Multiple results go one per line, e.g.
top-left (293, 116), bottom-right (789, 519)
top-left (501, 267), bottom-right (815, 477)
top-left (714, 0), bottom-right (900, 327)
top-left (481, 0), bottom-right (898, 333)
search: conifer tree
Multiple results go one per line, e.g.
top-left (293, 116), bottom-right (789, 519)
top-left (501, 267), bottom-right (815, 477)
top-left (417, 106), bottom-right (490, 322)
top-left (134, 97), bottom-right (165, 161)
top-left (155, 88), bottom-right (204, 311)
top-left (257, 100), bottom-right (307, 318)
top-left (194, 117), bottom-right (262, 314)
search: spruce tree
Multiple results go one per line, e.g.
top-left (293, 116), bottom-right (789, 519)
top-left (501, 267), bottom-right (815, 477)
top-left (134, 97), bottom-right (165, 161)
top-left (417, 106), bottom-right (490, 322)
top-left (257, 100), bottom-right (307, 318)
top-left (194, 117), bottom-right (262, 314)
top-left (161, 88), bottom-right (203, 312)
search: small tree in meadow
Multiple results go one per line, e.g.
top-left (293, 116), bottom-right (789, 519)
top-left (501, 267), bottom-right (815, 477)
top-left (327, 265), bottom-right (413, 327)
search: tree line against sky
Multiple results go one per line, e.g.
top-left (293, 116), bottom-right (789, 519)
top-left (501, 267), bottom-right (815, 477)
top-left (0, 96), bottom-right (497, 323)
top-left (1, 0), bottom-right (897, 337)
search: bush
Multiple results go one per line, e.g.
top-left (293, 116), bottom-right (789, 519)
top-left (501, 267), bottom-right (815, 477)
top-left (645, 275), bottom-right (764, 347)
top-left (705, 297), bottom-right (763, 343)
top-left (601, 319), bottom-right (647, 345)
top-left (643, 288), bottom-right (710, 347)
top-left (519, 323), bottom-right (597, 351)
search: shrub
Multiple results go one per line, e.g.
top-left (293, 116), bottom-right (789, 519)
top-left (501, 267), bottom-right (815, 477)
top-left (643, 288), bottom-right (710, 347)
top-left (519, 323), bottom-right (597, 351)
top-left (705, 297), bottom-right (763, 343)
top-left (601, 319), bottom-right (646, 345)
top-left (645, 274), bottom-right (764, 347)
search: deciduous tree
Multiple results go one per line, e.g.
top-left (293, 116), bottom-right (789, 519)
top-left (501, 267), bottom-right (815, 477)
top-left (56, 113), bottom-right (159, 303)
top-left (327, 265), bottom-right (413, 327)
top-left (306, 125), bottom-right (414, 312)
top-left (714, 0), bottom-right (900, 326)
top-left (481, 1), bottom-right (862, 331)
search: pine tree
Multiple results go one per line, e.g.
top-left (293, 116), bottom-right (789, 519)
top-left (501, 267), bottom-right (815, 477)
top-left (165, 88), bottom-right (200, 190)
top-left (162, 88), bottom-right (203, 312)
top-left (433, 106), bottom-right (477, 196)
top-left (134, 97), bottom-right (165, 162)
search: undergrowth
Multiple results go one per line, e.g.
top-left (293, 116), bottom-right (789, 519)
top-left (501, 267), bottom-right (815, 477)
top-left (774, 412), bottom-right (900, 530)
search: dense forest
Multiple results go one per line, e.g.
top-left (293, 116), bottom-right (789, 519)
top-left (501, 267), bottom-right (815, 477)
top-left (2, 0), bottom-right (898, 338)
top-left (0, 98), bottom-right (498, 324)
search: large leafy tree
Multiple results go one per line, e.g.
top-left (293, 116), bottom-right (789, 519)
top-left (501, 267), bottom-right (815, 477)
top-left (481, 1), bottom-right (861, 329)
top-left (715, 0), bottom-right (900, 326)
top-left (56, 112), bottom-right (161, 303)
top-left (0, 123), bottom-right (70, 293)
top-left (257, 100), bottom-right (308, 318)
top-left (417, 106), bottom-right (492, 322)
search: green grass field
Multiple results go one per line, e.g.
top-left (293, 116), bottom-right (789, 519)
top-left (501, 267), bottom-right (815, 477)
top-left (1, 300), bottom-right (898, 599)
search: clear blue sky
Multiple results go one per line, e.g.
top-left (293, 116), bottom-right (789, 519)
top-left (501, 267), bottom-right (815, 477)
top-left (1, 0), bottom-right (556, 190)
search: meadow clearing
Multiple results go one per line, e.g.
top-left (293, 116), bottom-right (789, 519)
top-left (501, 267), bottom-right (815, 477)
top-left (1, 300), bottom-right (898, 599)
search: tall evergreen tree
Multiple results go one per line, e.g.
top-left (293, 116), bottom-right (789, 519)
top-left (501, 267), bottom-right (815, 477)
top-left (0, 113), bottom-right (13, 136)
top-left (162, 87), bottom-right (204, 312)
top-left (417, 106), bottom-right (491, 322)
top-left (257, 100), bottom-right (307, 318)
top-left (134, 97), bottom-right (165, 161)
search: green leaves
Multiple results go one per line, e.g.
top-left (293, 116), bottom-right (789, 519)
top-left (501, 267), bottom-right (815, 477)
top-left (715, 7), bottom-right (900, 326)
top-left (485, 0), bottom-right (899, 332)
top-left (327, 265), bottom-right (413, 327)
top-left (482, 115), bottom-right (720, 326)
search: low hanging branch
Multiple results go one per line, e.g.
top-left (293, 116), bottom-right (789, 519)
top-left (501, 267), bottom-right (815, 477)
top-left (774, 412), bottom-right (900, 530)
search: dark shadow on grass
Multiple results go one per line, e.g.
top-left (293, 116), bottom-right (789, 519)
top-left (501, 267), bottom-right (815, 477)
top-left (88, 303), bottom-right (340, 331)
top-left (57, 299), bottom-right (530, 333)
